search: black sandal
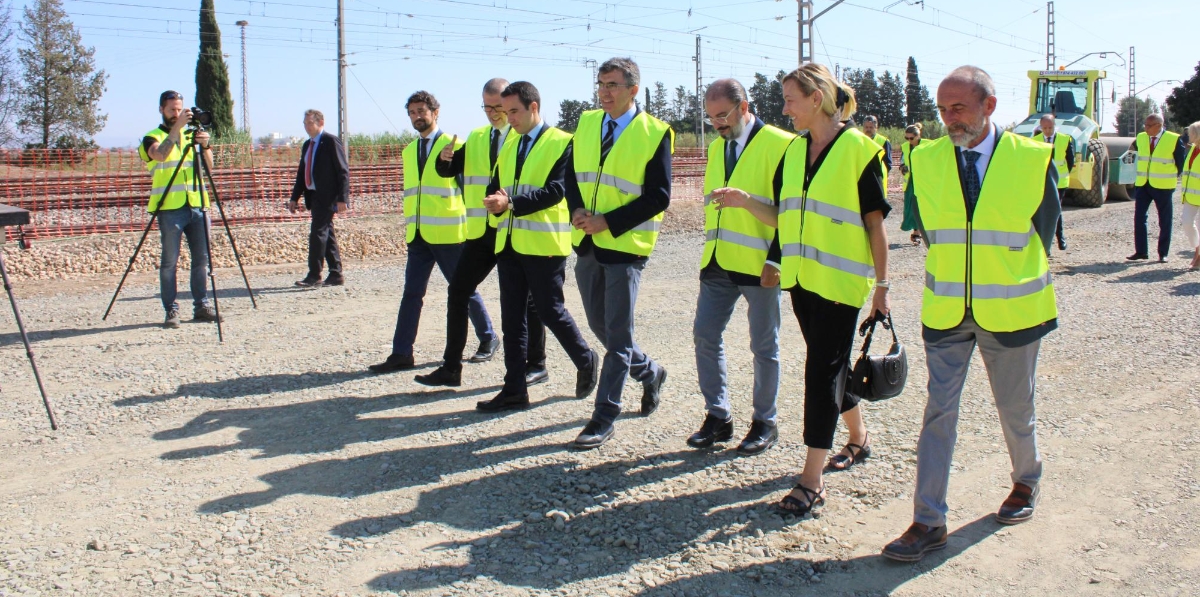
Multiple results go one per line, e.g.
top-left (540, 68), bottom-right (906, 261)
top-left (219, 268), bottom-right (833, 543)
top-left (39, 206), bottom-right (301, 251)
top-left (826, 434), bottom-right (871, 471)
top-left (776, 483), bottom-right (825, 516)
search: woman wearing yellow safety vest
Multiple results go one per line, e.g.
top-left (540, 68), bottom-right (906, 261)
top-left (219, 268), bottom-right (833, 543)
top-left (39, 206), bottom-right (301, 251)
top-left (719, 63), bottom-right (891, 516)
top-left (900, 123), bottom-right (923, 244)
top-left (1183, 121), bottom-right (1200, 270)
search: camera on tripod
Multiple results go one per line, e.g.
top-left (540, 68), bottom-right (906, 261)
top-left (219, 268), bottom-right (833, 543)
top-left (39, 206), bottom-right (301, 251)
top-left (189, 107), bottom-right (213, 129)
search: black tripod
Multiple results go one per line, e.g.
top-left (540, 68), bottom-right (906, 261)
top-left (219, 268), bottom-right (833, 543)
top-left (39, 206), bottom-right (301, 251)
top-left (0, 220), bottom-right (58, 430)
top-left (103, 127), bottom-right (257, 341)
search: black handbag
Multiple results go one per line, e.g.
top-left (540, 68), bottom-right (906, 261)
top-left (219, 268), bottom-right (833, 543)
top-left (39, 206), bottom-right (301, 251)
top-left (844, 312), bottom-right (907, 402)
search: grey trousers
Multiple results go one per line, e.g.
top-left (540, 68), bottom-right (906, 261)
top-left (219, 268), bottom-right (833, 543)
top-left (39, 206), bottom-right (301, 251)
top-left (914, 312), bottom-right (1044, 528)
top-left (693, 268), bottom-right (781, 424)
top-left (575, 251), bottom-right (662, 423)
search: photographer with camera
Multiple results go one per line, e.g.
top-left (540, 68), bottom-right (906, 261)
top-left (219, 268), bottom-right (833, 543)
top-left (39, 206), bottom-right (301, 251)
top-left (138, 90), bottom-right (220, 329)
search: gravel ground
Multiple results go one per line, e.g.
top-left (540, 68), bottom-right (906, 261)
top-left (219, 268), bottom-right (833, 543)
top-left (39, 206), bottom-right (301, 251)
top-left (0, 194), bottom-right (1198, 597)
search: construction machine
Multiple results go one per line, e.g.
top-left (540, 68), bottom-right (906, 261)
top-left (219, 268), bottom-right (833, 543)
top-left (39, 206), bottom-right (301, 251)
top-left (1011, 69), bottom-right (1138, 207)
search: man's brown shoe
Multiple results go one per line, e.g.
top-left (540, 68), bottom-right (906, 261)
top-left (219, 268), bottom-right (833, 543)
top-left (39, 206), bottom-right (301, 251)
top-left (882, 523), bottom-right (948, 562)
top-left (995, 483), bottom-right (1039, 525)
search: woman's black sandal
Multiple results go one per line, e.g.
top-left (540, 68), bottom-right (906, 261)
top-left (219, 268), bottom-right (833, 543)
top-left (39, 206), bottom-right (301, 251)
top-left (777, 484), bottom-right (825, 516)
top-left (827, 434), bottom-right (872, 471)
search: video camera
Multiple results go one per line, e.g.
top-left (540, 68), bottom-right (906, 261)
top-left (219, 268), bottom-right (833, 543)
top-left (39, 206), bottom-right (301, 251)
top-left (189, 107), bottom-right (213, 129)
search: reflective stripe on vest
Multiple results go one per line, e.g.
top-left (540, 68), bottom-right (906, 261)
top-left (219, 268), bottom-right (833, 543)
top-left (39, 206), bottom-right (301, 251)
top-left (402, 134), bottom-right (467, 244)
top-left (571, 109), bottom-right (674, 256)
top-left (1037, 133), bottom-right (1072, 190)
top-left (1135, 131), bottom-right (1181, 190)
top-left (463, 125), bottom-right (516, 240)
top-left (139, 127), bottom-right (204, 213)
top-left (872, 133), bottom-right (889, 198)
top-left (911, 132), bottom-right (1058, 333)
top-left (777, 128), bottom-right (882, 307)
top-left (1183, 146), bottom-right (1200, 206)
top-left (493, 127), bottom-right (574, 257)
top-left (700, 124), bottom-right (794, 277)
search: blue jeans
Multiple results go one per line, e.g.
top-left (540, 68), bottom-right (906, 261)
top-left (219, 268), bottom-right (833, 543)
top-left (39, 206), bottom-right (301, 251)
top-left (391, 238), bottom-right (494, 358)
top-left (158, 207), bottom-right (210, 312)
top-left (693, 267), bottom-right (781, 425)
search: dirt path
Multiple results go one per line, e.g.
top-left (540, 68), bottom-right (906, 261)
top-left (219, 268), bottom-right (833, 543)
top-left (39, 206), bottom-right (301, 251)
top-left (0, 199), bottom-right (1197, 596)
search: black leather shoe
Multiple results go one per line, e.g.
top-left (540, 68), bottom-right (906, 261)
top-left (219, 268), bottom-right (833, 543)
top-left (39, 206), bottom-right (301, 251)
top-left (571, 419), bottom-right (614, 450)
top-left (324, 273), bottom-right (345, 286)
top-left (414, 366), bottom-right (461, 387)
top-left (1158, 255), bottom-right (1170, 263)
top-left (469, 338), bottom-right (501, 363)
top-left (475, 391), bottom-right (530, 412)
top-left (367, 354), bottom-right (415, 374)
top-left (995, 483), bottom-right (1039, 525)
top-left (576, 350), bottom-right (600, 399)
top-left (1057, 239), bottom-right (1067, 251)
top-left (1126, 253), bottom-right (1149, 261)
top-left (882, 523), bottom-right (948, 562)
top-left (525, 367), bottom-right (549, 386)
top-left (295, 275), bottom-right (323, 288)
top-left (737, 420), bottom-right (778, 456)
top-left (686, 413), bottom-right (734, 448)
top-left (640, 367), bottom-right (667, 416)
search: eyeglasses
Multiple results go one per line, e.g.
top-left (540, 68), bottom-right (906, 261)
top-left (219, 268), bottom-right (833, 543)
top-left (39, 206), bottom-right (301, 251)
top-left (904, 136), bottom-right (916, 141)
top-left (481, 104), bottom-right (503, 113)
top-left (595, 82), bottom-right (632, 92)
top-left (704, 105), bottom-right (742, 126)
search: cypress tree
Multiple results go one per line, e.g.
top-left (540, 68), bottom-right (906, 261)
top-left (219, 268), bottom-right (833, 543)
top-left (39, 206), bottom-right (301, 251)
top-left (195, 0), bottom-right (234, 138)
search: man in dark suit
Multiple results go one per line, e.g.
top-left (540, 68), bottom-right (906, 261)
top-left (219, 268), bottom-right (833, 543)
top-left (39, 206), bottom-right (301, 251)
top-left (290, 109), bottom-right (350, 287)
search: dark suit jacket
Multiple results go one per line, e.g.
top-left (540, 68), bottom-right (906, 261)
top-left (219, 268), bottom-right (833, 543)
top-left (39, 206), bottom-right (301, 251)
top-left (291, 131), bottom-right (350, 211)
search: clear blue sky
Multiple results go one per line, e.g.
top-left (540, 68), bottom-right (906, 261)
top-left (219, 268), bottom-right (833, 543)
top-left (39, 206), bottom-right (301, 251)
top-left (39, 0), bottom-right (1193, 147)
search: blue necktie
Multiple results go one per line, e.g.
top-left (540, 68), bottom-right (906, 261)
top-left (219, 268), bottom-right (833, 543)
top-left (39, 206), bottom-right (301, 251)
top-left (962, 150), bottom-right (982, 215)
top-left (515, 135), bottom-right (530, 180)
top-left (725, 140), bottom-right (739, 181)
top-left (600, 120), bottom-right (616, 164)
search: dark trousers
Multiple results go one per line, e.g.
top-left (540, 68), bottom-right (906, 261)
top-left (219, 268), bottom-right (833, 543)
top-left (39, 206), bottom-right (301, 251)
top-left (308, 207), bottom-right (342, 278)
top-left (1054, 189), bottom-right (1066, 246)
top-left (497, 252), bottom-right (591, 396)
top-left (1134, 185), bottom-right (1175, 258)
top-left (391, 237), bottom-right (494, 358)
top-left (791, 287), bottom-right (860, 450)
top-left (444, 228), bottom-right (545, 372)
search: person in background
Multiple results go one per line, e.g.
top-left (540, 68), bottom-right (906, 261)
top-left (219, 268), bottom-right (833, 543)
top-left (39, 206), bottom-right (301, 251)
top-left (862, 115), bottom-right (893, 198)
top-left (900, 123), bottom-right (923, 245)
top-left (289, 109), bottom-right (349, 288)
top-left (1128, 113), bottom-right (1186, 263)
top-left (1181, 121), bottom-right (1200, 271)
top-left (1036, 114), bottom-right (1073, 252)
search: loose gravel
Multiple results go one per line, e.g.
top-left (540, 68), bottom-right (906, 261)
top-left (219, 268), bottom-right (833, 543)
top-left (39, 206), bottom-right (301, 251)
top-left (0, 193), bottom-right (1197, 597)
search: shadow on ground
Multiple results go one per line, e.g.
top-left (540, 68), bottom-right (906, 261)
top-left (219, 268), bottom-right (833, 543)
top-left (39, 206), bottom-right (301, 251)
top-left (113, 369), bottom-right (449, 406)
top-left (0, 322), bottom-right (159, 347)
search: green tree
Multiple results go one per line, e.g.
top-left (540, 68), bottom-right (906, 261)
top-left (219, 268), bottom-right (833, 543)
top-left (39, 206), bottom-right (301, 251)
top-left (670, 85), bottom-right (699, 134)
top-left (556, 99), bottom-right (590, 132)
top-left (877, 71), bottom-right (906, 128)
top-left (195, 0), bottom-right (235, 138)
top-left (748, 70), bottom-right (789, 129)
top-left (1166, 61), bottom-right (1200, 130)
top-left (0, 0), bottom-right (18, 146)
top-left (649, 81), bottom-right (669, 121)
top-left (845, 68), bottom-right (881, 123)
top-left (1114, 95), bottom-right (1159, 137)
top-left (15, 0), bottom-right (106, 148)
top-left (905, 57), bottom-right (937, 125)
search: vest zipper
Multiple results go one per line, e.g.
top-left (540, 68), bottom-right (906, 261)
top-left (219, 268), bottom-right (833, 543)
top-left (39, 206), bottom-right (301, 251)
top-left (965, 220), bottom-right (972, 309)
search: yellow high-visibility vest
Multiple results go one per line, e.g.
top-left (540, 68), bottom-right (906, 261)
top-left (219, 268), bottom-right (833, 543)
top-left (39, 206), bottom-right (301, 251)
top-left (872, 132), bottom-right (890, 198)
top-left (912, 132), bottom-right (1058, 332)
top-left (1037, 132), bottom-right (1072, 190)
top-left (701, 125), bottom-right (794, 277)
top-left (1135, 131), bottom-right (1181, 190)
top-left (493, 127), bottom-right (574, 257)
top-left (778, 128), bottom-right (883, 308)
top-left (1182, 145), bottom-right (1200, 207)
top-left (139, 127), bottom-right (205, 212)
top-left (901, 139), bottom-right (920, 184)
top-left (462, 125), bottom-right (511, 240)
top-left (401, 134), bottom-right (467, 244)
top-left (571, 109), bottom-right (674, 257)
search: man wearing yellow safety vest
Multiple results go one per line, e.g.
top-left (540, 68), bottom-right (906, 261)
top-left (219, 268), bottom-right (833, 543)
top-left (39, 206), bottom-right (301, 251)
top-left (686, 79), bottom-right (791, 457)
top-left (139, 90), bottom-right (221, 329)
top-left (883, 66), bottom-right (1061, 563)
top-left (1035, 114), bottom-right (1073, 251)
top-left (861, 115), bottom-right (893, 197)
top-left (1126, 113), bottom-right (1186, 262)
top-left (566, 57), bottom-right (673, 450)
top-left (369, 91), bottom-right (497, 374)
top-left (414, 78), bottom-right (551, 389)
top-left (474, 81), bottom-right (599, 412)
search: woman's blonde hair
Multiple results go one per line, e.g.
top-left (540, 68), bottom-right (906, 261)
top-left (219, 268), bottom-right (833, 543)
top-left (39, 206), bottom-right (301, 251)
top-left (781, 63), bottom-right (857, 121)
top-left (905, 122), bottom-right (923, 136)
top-left (1188, 121), bottom-right (1200, 145)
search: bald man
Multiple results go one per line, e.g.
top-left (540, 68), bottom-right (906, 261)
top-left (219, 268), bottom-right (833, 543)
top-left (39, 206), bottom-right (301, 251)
top-left (1036, 114), bottom-right (1073, 251)
top-left (1127, 114), bottom-right (1186, 262)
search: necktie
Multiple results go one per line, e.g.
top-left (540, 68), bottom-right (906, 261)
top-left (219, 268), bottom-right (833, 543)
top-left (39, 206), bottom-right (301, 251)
top-left (304, 139), bottom-right (316, 187)
top-left (600, 120), bottom-right (617, 164)
top-left (725, 140), bottom-right (739, 181)
top-left (962, 150), bottom-right (982, 215)
top-left (515, 135), bottom-right (530, 180)
top-left (1150, 135), bottom-right (1159, 154)
top-left (418, 138), bottom-right (429, 174)
top-left (489, 128), bottom-right (500, 169)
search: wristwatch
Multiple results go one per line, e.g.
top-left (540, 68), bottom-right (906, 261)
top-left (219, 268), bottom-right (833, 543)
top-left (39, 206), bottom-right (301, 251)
top-left (876, 279), bottom-right (890, 289)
